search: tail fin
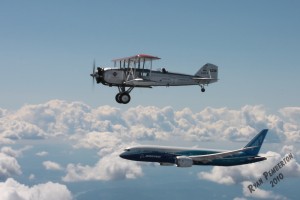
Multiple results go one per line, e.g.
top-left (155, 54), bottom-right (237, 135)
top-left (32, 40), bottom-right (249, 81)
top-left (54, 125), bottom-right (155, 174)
top-left (244, 129), bottom-right (268, 156)
top-left (195, 63), bottom-right (218, 80)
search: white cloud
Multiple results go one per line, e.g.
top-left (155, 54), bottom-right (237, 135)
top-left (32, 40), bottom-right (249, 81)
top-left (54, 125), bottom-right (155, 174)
top-left (73, 131), bottom-right (121, 150)
top-left (0, 119), bottom-right (47, 143)
top-left (1, 147), bottom-right (21, 158)
top-left (0, 100), bottom-right (300, 188)
top-left (1, 100), bottom-right (300, 144)
top-left (0, 178), bottom-right (72, 200)
top-left (233, 197), bottom-right (247, 200)
top-left (62, 147), bottom-right (143, 182)
top-left (198, 148), bottom-right (300, 185)
top-left (1, 146), bottom-right (32, 158)
top-left (43, 161), bottom-right (63, 171)
top-left (198, 146), bottom-right (300, 199)
top-left (241, 181), bottom-right (287, 200)
top-left (279, 107), bottom-right (300, 124)
top-left (36, 151), bottom-right (48, 157)
top-left (0, 152), bottom-right (21, 179)
top-left (29, 174), bottom-right (35, 180)
top-left (0, 108), bottom-right (7, 118)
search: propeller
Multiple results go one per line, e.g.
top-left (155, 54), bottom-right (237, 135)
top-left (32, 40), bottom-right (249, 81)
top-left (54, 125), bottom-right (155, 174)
top-left (90, 60), bottom-right (96, 87)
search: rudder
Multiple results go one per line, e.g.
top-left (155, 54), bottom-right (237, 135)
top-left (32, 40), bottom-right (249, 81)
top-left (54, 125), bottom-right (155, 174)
top-left (244, 129), bottom-right (268, 156)
top-left (195, 63), bottom-right (218, 80)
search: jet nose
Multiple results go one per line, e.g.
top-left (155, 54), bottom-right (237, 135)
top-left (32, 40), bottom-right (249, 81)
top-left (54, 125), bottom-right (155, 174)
top-left (119, 152), bottom-right (126, 159)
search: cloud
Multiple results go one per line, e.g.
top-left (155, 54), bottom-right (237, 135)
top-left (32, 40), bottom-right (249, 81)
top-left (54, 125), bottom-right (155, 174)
top-left (233, 197), bottom-right (247, 200)
top-left (29, 174), bottom-right (35, 180)
top-left (1, 146), bottom-right (32, 158)
top-left (73, 131), bottom-right (121, 150)
top-left (0, 178), bottom-right (72, 200)
top-left (0, 152), bottom-right (21, 180)
top-left (0, 108), bottom-right (7, 118)
top-left (198, 146), bottom-right (300, 199)
top-left (0, 119), bottom-right (47, 143)
top-left (1, 147), bottom-right (21, 158)
top-left (1, 100), bottom-right (300, 185)
top-left (279, 107), bottom-right (300, 124)
top-left (241, 181), bottom-right (287, 200)
top-left (198, 147), bottom-right (300, 185)
top-left (36, 151), bottom-right (48, 157)
top-left (62, 147), bottom-right (143, 182)
top-left (1, 100), bottom-right (300, 145)
top-left (43, 161), bottom-right (63, 171)
top-left (65, 130), bottom-right (143, 182)
top-left (0, 146), bottom-right (33, 180)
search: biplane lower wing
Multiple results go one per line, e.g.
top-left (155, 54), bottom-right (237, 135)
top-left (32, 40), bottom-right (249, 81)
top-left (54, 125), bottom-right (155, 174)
top-left (123, 78), bottom-right (157, 86)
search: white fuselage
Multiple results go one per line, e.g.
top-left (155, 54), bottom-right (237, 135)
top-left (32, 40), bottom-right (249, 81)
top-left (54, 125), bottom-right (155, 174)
top-left (102, 68), bottom-right (209, 87)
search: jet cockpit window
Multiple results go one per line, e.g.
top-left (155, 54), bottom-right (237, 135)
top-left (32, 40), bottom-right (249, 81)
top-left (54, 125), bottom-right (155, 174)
top-left (124, 148), bottom-right (130, 152)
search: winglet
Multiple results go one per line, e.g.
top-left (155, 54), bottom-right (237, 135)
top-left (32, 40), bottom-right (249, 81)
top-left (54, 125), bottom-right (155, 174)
top-left (243, 129), bottom-right (268, 156)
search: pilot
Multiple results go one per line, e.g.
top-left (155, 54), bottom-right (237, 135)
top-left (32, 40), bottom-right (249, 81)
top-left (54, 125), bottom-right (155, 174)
top-left (162, 68), bottom-right (168, 73)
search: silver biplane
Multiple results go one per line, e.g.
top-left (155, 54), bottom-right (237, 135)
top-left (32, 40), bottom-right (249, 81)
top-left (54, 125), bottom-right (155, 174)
top-left (90, 54), bottom-right (219, 104)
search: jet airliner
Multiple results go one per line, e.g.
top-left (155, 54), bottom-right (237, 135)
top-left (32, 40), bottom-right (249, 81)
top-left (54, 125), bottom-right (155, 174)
top-left (120, 129), bottom-right (268, 167)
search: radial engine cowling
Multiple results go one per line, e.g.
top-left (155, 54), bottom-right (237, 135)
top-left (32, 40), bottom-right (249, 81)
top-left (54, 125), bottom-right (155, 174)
top-left (175, 156), bottom-right (193, 167)
top-left (96, 67), bottom-right (104, 83)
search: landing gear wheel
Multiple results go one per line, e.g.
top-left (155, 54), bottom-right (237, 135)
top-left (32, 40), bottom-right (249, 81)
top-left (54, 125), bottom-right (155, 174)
top-left (115, 93), bottom-right (122, 104)
top-left (201, 88), bottom-right (205, 92)
top-left (119, 92), bottom-right (131, 104)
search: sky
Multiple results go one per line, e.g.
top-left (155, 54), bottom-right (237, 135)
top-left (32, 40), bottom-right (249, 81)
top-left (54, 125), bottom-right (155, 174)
top-left (0, 1), bottom-right (300, 200)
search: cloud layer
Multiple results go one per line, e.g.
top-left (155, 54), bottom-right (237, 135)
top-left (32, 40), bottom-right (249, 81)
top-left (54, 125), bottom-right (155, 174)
top-left (0, 178), bottom-right (72, 200)
top-left (1, 100), bottom-right (299, 145)
top-left (1, 100), bottom-right (300, 199)
top-left (198, 146), bottom-right (300, 199)
top-left (1, 100), bottom-right (300, 183)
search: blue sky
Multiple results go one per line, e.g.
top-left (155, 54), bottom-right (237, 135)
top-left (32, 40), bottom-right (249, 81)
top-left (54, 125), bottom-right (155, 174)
top-left (1, 1), bottom-right (300, 200)
top-left (1, 0), bottom-right (300, 111)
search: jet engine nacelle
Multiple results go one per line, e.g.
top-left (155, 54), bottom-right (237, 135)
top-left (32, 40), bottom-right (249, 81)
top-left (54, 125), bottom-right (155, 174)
top-left (175, 156), bottom-right (193, 167)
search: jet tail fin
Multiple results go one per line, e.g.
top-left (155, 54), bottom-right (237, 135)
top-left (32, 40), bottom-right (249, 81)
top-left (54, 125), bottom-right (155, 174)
top-left (243, 129), bottom-right (268, 156)
top-left (195, 63), bottom-right (218, 80)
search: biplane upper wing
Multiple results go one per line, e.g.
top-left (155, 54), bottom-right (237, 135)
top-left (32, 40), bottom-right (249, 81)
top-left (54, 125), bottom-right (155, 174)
top-left (112, 54), bottom-right (160, 62)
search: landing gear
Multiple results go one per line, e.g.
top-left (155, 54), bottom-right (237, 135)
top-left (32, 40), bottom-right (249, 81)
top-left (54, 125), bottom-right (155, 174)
top-left (115, 92), bottom-right (131, 104)
top-left (115, 93), bottom-right (122, 104)
top-left (115, 86), bottom-right (134, 104)
top-left (200, 85), bottom-right (205, 92)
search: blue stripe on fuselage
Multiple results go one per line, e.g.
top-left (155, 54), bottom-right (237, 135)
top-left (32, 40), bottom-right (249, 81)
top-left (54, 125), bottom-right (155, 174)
top-left (119, 148), bottom-right (265, 166)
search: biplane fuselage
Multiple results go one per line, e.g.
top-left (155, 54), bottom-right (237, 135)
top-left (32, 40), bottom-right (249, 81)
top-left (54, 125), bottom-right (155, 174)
top-left (101, 68), bottom-right (213, 87)
top-left (90, 54), bottom-right (219, 104)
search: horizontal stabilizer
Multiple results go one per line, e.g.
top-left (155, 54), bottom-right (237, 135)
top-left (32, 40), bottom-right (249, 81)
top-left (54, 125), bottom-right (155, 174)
top-left (192, 77), bottom-right (218, 84)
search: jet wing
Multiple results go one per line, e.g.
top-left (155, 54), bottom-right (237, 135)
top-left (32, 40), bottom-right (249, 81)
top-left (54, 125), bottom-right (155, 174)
top-left (189, 146), bottom-right (256, 163)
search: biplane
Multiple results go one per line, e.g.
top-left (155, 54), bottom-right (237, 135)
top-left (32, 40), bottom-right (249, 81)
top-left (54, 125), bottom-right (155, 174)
top-left (90, 54), bottom-right (219, 104)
